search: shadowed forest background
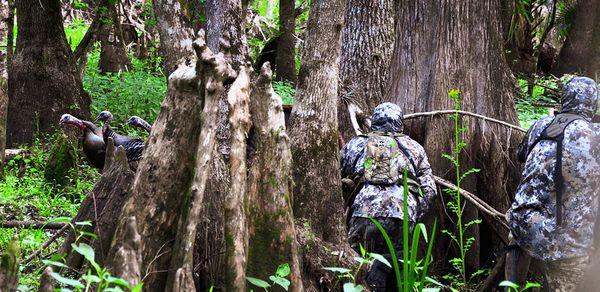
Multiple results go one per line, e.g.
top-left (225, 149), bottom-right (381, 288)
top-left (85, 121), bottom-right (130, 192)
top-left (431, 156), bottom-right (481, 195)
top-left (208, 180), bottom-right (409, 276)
top-left (0, 0), bottom-right (598, 291)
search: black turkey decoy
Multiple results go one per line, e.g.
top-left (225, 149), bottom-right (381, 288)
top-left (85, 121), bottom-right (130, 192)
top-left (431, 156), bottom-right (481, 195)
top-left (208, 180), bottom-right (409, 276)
top-left (126, 116), bottom-right (152, 133)
top-left (59, 114), bottom-right (106, 170)
top-left (95, 110), bottom-right (145, 166)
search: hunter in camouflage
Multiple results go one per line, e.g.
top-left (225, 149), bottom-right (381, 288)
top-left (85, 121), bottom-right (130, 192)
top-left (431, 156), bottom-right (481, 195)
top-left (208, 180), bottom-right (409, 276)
top-left (506, 76), bottom-right (600, 290)
top-left (340, 102), bottom-right (437, 291)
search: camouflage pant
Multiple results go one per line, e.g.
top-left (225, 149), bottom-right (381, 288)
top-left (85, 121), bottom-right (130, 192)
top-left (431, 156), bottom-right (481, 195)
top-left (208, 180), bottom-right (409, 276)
top-left (541, 256), bottom-right (589, 292)
top-left (347, 217), bottom-right (408, 255)
top-left (347, 217), bottom-right (409, 292)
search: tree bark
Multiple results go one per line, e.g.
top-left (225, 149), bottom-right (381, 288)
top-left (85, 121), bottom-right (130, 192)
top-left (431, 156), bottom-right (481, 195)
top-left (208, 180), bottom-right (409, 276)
top-left (7, 0), bottom-right (90, 147)
top-left (152, 0), bottom-right (195, 76)
top-left (338, 0), bottom-right (396, 141)
top-left (246, 63), bottom-right (303, 291)
top-left (552, 0), bottom-right (600, 78)
top-left (385, 0), bottom-right (522, 272)
top-left (0, 236), bottom-right (19, 291)
top-left (61, 139), bottom-right (134, 270)
top-left (0, 0), bottom-right (9, 178)
top-left (98, 3), bottom-right (131, 74)
top-left (223, 66), bottom-right (250, 291)
top-left (275, 0), bottom-right (297, 83)
top-left (289, 0), bottom-right (346, 243)
top-left (108, 31), bottom-right (237, 291)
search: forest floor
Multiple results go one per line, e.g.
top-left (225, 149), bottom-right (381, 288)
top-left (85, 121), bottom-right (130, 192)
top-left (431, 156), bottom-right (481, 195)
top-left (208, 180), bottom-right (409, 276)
top-left (0, 45), bottom-right (556, 290)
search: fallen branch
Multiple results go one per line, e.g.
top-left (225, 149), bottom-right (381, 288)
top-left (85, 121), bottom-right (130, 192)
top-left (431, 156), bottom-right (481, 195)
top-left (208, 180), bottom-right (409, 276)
top-left (403, 110), bottom-right (526, 133)
top-left (0, 221), bottom-right (66, 229)
top-left (22, 224), bottom-right (69, 265)
top-left (434, 176), bottom-right (509, 231)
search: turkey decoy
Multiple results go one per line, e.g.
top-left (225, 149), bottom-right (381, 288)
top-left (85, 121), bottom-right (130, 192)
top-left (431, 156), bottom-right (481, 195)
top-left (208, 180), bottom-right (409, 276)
top-left (95, 110), bottom-right (145, 166)
top-left (59, 114), bottom-right (106, 170)
top-left (126, 116), bottom-right (152, 133)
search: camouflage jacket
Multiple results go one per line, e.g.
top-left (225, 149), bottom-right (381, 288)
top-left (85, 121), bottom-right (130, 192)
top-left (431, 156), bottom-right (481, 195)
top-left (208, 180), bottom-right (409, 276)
top-left (507, 77), bottom-right (600, 261)
top-left (340, 103), bottom-right (437, 222)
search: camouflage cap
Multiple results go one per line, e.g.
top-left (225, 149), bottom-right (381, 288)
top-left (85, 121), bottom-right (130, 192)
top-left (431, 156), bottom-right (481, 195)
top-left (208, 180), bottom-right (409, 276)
top-left (561, 76), bottom-right (598, 120)
top-left (370, 102), bottom-right (404, 133)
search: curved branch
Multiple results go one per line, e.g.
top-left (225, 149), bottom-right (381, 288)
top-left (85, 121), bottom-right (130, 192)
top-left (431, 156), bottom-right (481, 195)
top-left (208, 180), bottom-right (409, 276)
top-left (404, 110), bottom-right (527, 133)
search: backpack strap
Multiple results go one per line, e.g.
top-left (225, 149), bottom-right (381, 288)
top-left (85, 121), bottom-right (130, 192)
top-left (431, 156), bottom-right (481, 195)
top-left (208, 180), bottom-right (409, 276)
top-left (523, 113), bottom-right (587, 225)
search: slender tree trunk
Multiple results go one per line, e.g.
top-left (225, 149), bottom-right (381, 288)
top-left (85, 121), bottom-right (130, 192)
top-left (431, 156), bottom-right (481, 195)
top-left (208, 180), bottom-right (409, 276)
top-left (152, 0), bottom-right (194, 76)
top-left (275, 0), bottom-right (297, 83)
top-left (385, 0), bottom-right (522, 272)
top-left (7, 0), bottom-right (90, 147)
top-left (0, 0), bottom-right (10, 178)
top-left (246, 63), bottom-right (303, 291)
top-left (552, 0), bottom-right (600, 79)
top-left (338, 0), bottom-right (396, 140)
top-left (98, 3), bottom-right (131, 73)
top-left (289, 0), bottom-right (346, 243)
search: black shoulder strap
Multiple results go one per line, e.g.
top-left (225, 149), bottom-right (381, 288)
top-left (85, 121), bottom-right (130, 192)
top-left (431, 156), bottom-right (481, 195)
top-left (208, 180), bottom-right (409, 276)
top-left (525, 113), bottom-right (587, 225)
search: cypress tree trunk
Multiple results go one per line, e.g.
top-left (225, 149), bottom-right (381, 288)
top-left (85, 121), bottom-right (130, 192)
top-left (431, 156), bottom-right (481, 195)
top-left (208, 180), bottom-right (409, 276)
top-left (152, 0), bottom-right (195, 76)
top-left (338, 0), bottom-right (396, 140)
top-left (0, 0), bottom-right (10, 178)
top-left (246, 64), bottom-right (303, 291)
top-left (385, 0), bottom-right (522, 272)
top-left (7, 0), bottom-right (90, 146)
top-left (275, 0), bottom-right (297, 83)
top-left (289, 0), bottom-right (346, 244)
top-left (98, 3), bottom-right (131, 74)
top-left (552, 0), bottom-right (599, 78)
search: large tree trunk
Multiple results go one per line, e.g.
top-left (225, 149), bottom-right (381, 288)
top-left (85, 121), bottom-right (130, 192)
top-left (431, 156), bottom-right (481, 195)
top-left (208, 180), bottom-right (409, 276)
top-left (385, 0), bottom-right (522, 273)
top-left (289, 0), bottom-right (346, 244)
top-left (338, 0), bottom-right (396, 141)
top-left (246, 63), bottom-right (303, 291)
top-left (7, 0), bottom-right (90, 147)
top-left (275, 0), bottom-right (297, 83)
top-left (107, 31), bottom-right (237, 291)
top-left (152, 0), bottom-right (195, 76)
top-left (552, 0), bottom-right (600, 78)
top-left (98, 3), bottom-right (131, 74)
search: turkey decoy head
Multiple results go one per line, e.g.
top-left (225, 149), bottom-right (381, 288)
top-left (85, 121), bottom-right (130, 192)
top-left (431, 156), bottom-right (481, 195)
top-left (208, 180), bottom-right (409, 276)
top-left (126, 115), bottom-right (152, 133)
top-left (59, 114), bottom-right (85, 129)
top-left (94, 110), bottom-right (113, 123)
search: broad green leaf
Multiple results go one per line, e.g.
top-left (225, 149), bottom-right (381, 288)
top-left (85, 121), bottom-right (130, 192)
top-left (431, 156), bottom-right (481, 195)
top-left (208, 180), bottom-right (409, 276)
top-left (107, 276), bottom-right (131, 288)
top-left (368, 253), bottom-right (391, 268)
top-left (323, 267), bottom-right (352, 274)
top-left (50, 272), bottom-right (85, 289)
top-left (342, 283), bottom-right (364, 292)
top-left (81, 274), bottom-right (101, 283)
top-left (276, 263), bottom-right (291, 277)
top-left (132, 283), bottom-right (144, 292)
top-left (523, 282), bottom-right (542, 290)
top-left (75, 221), bottom-right (93, 226)
top-left (246, 277), bottom-right (271, 288)
top-left (71, 243), bottom-right (95, 263)
top-left (48, 217), bottom-right (71, 224)
top-left (269, 276), bottom-right (290, 291)
top-left (499, 280), bottom-right (520, 289)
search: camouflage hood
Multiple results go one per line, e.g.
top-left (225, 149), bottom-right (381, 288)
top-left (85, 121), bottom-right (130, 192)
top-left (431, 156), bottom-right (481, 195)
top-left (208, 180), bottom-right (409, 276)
top-left (560, 76), bottom-right (598, 121)
top-left (370, 103), bottom-right (404, 133)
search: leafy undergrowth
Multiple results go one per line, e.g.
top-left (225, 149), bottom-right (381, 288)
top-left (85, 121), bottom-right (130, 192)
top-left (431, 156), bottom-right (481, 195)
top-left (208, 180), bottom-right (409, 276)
top-left (0, 138), bottom-right (98, 289)
top-left (515, 76), bottom-right (560, 129)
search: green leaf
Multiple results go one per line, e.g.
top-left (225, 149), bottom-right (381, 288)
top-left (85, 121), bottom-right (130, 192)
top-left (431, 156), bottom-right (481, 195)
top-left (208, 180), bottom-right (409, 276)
top-left (323, 267), bottom-right (352, 274)
top-left (269, 276), bottom-right (290, 291)
top-left (343, 283), bottom-right (364, 292)
top-left (276, 263), bottom-right (291, 277)
top-left (499, 280), bottom-right (520, 290)
top-left (246, 277), bottom-right (271, 288)
top-left (81, 274), bottom-right (101, 284)
top-left (132, 283), bottom-right (144, 292)
top-left (368, 253), bottom-right (391, 268)
top-left (107, 276), bottom-right (131, 288)
top-left (71, 243), bottom-right (95, 263)
top-left (42, 260), bottom-right (68, 269)
top-left (50, 272), bottom-right (85, 289)
top-left (75, 221), bottom-right (93, 226)
top-left (523, 282), bottom-right (542, 290)
top-left (48, 217), bottom-right (71, 224)
top-left (417, 223), bottom-right (429, 242)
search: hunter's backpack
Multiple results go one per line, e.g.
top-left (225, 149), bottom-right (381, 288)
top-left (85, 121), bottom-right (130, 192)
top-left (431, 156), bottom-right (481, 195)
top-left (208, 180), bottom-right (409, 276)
top-left (363, 132), bottom-right (421, 191)
top-left (517, 113), bottom-right (587, 225)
